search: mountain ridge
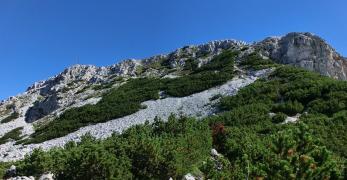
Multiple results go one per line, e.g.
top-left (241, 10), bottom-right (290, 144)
top-left (1, 32), bottom-right (347, 179)
top-left (2, 32), bottom-right (345, 104)
top-left (0, 32), bottom-right (346, 162)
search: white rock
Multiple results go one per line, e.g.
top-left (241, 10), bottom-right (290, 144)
top-left (39, 172), bottom-right (54, 180)
top-left (6, 176), bottom-right (35, 180)
top-left (183, 173), bottom-right (195, 180)
top-left (211, 149), bottom-right (221, 157)
top-left (268, 112), bottom-right (276, 118)
top-left (283, 114), bottom-right (301, 124)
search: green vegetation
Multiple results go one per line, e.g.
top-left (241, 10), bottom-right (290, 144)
top-left (300, 111), bottom-right (347, 159)
top-left (0, 162), bottom-right (11, 179)
top-left (0, 127), bottom-right (23, 145)
top-left (205, 122), bottom-right (342, 179)
top-left (24, 50), bottom-right (237, 144)
top-left (272, 100), bottom-right (304, 116)
top-left (183, 58), bottom-right (199, 71)
top-left (240, 52), bottom-right (276, 70)
top-left (220, 66), bottom-right (347, 158)
top-left (198, 65), bottom-right (347, 178)
top-left (272, 112), bottom-right (287, 123)
top-left (194, 50), bottom-right (235, 73)
top-left (14, 116), bottom-right (212, 179)
top-left (209, 94), bottom-right (223, 101)
top-left (8, 116), bottom-right (345, 179)
top-left (1, 112), bottom-right (19, 124)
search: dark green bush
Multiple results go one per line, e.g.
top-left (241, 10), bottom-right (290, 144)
top-left (165, 71), bottom-right (232, 97)
top-left (184, 58), bottom-right (199, 71)
top-left (301, 111), bottom-right (347, 158)
top-left (240, 53), bottom-right (275, 70)
top-left (272, 112), bottom-right (287, 123)
top-left (1, 112), bottom-right (19, 124)
top-left (0, 127), bottom-right (23, 144)
top-left (217, 103), bottom-right (271, 127)
top-left (194, 50), bottom-right (236, 74)
top-left (263, 123), bottom-right (342, 179)
top-left (209, 94), bottom-right (223, 101)
top-left (272, 100), bottom-right (304, 116)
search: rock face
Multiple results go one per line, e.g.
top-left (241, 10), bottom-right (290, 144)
top-left (25, 94), bottom-right (60, 123)
top-left (256, 32), bottom-right (347, 80)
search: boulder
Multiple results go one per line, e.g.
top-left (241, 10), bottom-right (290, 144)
top-left (4, 165), bottom-right (16, 178)
top-left (39, 172), bottom-right (54, 180)
top-left (183, 173), bottom-right (196, 180)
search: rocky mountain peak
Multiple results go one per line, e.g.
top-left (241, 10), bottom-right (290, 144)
top-left (9, 32), bottom-right (347, 105)
top-left (26, 64), bottom-right (103, 93)
top-left (256, 32), bottom-right (347, 80)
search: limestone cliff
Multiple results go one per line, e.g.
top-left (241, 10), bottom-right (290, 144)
top-left (256, 32), bottom-right (347, 80)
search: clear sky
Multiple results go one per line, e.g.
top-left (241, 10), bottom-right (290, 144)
top-left (0, 0), bottom-right (346, 100)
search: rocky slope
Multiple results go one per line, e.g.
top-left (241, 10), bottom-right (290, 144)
top-left (0, 32), bottom-right (345, 162)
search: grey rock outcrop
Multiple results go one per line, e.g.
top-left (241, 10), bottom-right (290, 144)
top-left (183, 173), bottom-right (196, 180)
top-left (25, 95), bottom-right (60, 123)
top-left (256, 32), bottom-right (347, 80)
top-left (166, 40), bottom-right (247, 68)
top-left (4, 165), bottom-right (17, 178)
top-left (38, 173), bottom-right (54, 180)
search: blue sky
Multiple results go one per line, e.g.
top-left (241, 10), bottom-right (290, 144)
top-left (0, 0), bottom-right (346, 100)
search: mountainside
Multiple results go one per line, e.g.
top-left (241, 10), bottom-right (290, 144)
top-left (0, 32), bottom-right (346, 179)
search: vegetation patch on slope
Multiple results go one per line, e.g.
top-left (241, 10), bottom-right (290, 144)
top-left (0, 127), bottom-right (23, 145)
top-left (239, 52), bottom-right (276, 70)
top-left (1, 112), bottom-right (19, 124)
